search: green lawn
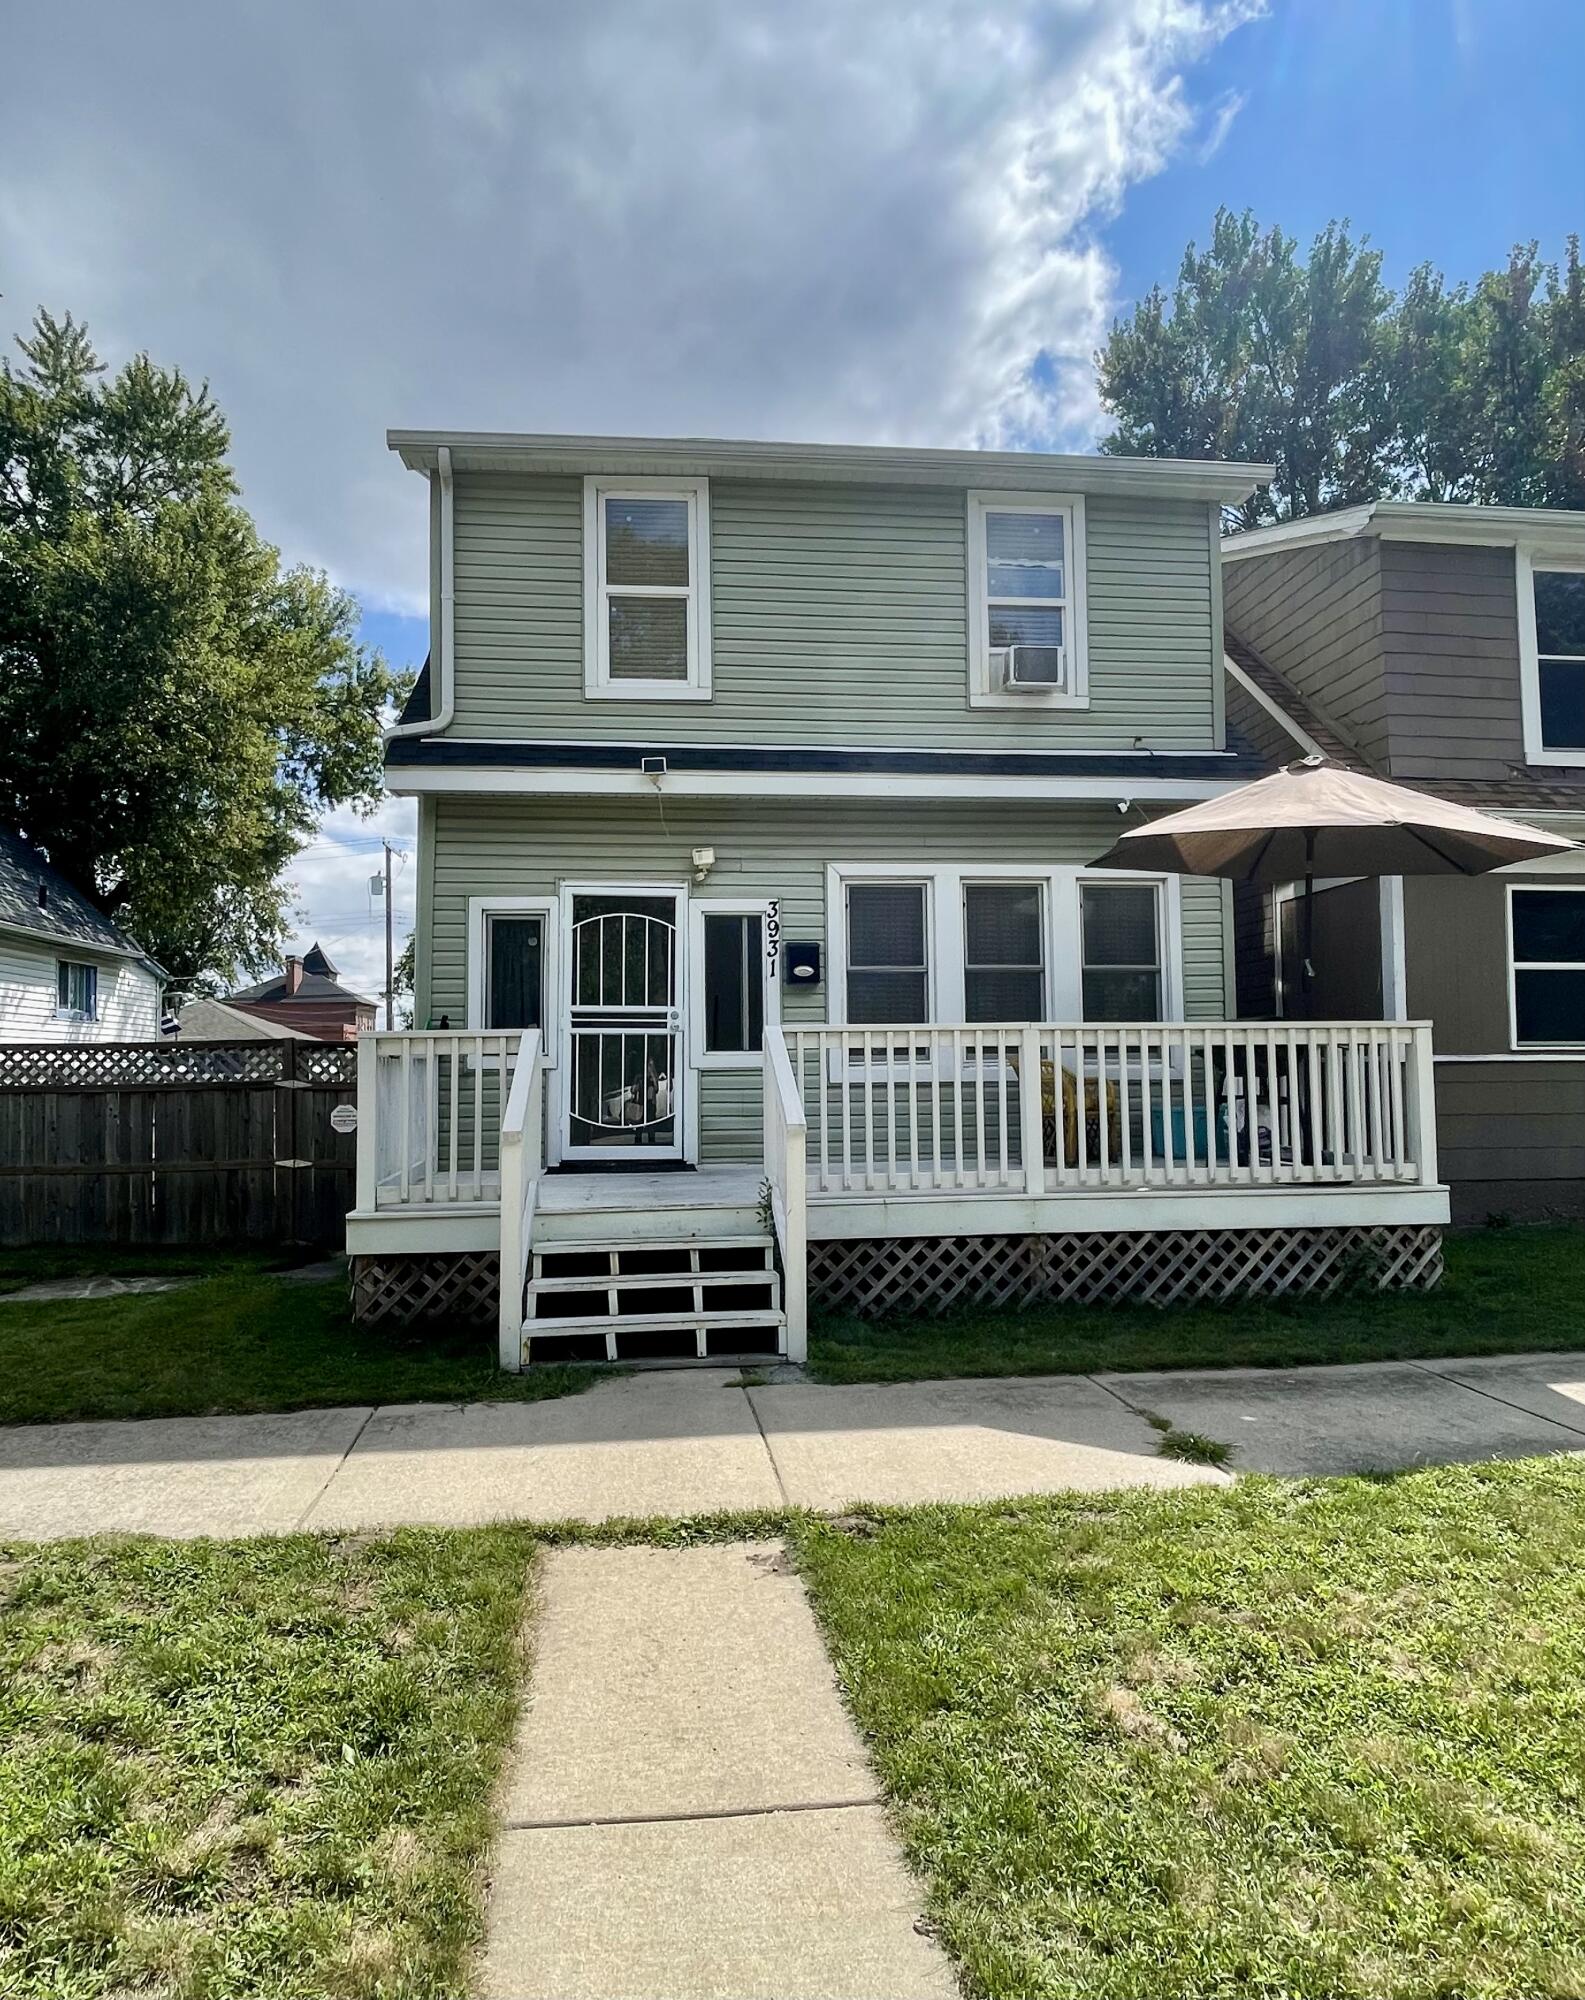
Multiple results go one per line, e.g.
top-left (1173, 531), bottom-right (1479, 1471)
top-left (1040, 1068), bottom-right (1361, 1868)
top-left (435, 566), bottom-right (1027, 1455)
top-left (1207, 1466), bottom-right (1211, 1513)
top-left (807, 1223), bottom-right (1585, 1382)
top-left (0, 1260), bottom-right (595, 1425)
top-left (0, 1527), bottom-right (536, 1999)
top-left (794, 1459), bottom-right (1585, 2000)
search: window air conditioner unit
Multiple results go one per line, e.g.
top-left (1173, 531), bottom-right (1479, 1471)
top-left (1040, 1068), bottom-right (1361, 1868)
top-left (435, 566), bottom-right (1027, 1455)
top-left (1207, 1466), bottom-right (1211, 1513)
top-left (1001, 644), bottom-right (1066, 692)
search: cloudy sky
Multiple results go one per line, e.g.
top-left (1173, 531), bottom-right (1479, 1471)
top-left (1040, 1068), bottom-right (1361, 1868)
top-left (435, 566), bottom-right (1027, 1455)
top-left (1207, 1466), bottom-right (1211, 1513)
top-left (4, 0), bottom-right (1579, 999)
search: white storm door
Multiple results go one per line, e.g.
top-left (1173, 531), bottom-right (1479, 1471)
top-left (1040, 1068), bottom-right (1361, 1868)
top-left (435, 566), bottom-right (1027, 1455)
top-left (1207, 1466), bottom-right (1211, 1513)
top-left (562, 889), bottom-right (687, 1161)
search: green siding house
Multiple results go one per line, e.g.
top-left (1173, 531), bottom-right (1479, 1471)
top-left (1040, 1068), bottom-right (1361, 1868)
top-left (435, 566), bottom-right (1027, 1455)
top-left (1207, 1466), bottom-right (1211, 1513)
top-left (349, 433), bottom-right (1449, 1365)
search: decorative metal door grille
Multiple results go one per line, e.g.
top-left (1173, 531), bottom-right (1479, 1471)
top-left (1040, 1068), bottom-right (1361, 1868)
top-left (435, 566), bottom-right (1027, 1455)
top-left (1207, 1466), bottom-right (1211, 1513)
top-left (566, 898), bottom-right (682, 1154)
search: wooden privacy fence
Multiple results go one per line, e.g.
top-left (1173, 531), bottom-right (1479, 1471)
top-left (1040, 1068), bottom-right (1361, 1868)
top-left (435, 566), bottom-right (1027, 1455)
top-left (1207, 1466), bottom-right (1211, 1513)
top-left (0, 1040), bottom-right (358, 1247)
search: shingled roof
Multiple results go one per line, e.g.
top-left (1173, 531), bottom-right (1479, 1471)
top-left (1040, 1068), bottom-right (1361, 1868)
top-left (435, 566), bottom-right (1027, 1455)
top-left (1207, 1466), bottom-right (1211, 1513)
top-left (0, 828), bottom-right (163, 969)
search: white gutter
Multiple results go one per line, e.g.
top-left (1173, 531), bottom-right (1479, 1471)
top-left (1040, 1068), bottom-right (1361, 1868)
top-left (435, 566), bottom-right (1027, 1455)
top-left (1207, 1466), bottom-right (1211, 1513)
top-left (386, 443), bottom-right (455, 739)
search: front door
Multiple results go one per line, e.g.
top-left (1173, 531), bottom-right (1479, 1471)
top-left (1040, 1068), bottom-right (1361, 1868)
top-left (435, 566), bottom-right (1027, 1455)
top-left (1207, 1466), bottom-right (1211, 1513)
top-left (561, 889), bottom-right (687, 1162)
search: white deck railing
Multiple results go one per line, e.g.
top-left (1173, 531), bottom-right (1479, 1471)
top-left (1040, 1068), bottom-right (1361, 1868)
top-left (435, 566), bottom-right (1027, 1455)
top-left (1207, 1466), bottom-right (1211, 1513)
top-left (496, 1029), bottom-right (545, 1370)
top-left (355, 1030), bottom-right (522, 1209)
top-left (762, 1027), bottom-right (809, 1363)
top-left (780, 1021), bottom-right (1438, 1200)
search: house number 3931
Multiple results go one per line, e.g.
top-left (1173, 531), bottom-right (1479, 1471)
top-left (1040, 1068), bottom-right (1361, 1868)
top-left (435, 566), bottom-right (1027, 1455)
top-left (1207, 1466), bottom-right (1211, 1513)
top-left (765, 899), bottom-right (781, 975)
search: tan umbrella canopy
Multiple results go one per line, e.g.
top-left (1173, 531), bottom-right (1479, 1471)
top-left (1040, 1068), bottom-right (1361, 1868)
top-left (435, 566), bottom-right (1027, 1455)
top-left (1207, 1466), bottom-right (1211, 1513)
top-left (1093, 757), bottom-right (1575, 882)
top-left (1093, 755), bottom-right (1575, 1003)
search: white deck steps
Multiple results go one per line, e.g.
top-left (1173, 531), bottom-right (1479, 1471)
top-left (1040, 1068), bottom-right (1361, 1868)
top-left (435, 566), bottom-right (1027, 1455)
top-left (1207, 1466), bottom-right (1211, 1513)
top-left (521, 1205), bottom-right (785, 1366)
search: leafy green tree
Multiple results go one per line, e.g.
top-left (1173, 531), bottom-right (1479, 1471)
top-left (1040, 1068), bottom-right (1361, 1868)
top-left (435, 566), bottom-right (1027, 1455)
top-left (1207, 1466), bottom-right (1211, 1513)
top-left (0, 311), bottom-right (402, 984)
top-left (1099, 217), bottom-right (1585, 524)
top-left (1098, 210), bottom-right (1392, 526)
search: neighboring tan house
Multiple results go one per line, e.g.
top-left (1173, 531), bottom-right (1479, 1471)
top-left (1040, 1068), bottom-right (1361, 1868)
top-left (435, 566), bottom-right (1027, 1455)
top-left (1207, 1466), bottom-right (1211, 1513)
top-left (226, 944), bottom-right (376, 1042)
top-left (1222, 501), bottom-right (1585, 1222)
top-left (0, 828), bottom-right (163, 1042)
top-left (347, 430), bottom-right (1451, 1365)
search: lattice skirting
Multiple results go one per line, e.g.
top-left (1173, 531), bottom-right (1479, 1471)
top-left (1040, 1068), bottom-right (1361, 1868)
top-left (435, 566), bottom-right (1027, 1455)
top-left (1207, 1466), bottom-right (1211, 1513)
top-left (808, 1224), bottom-right (1444, 1317)
top-left (350, 1252), bottom-right (499, 1326)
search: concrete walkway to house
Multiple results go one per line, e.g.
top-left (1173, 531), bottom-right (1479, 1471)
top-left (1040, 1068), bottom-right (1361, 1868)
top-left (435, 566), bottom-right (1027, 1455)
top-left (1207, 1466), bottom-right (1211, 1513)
top-left (478, 1542), bottom-right (955, 1998)
top-left (1, 1351), bottom-right (1584, 1539)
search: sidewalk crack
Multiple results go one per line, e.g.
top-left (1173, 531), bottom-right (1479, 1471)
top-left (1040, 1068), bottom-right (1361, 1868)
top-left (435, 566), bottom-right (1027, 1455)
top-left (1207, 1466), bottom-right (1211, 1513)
top-left (503, 1795), bottom-right (881, 1833)
top-left (742, 1385), bottom-right (791, 1507)
top-left (1406, 1361), bottom-right (1585, 1443)
top-left (292, 1404), bottom-right (377, 1531)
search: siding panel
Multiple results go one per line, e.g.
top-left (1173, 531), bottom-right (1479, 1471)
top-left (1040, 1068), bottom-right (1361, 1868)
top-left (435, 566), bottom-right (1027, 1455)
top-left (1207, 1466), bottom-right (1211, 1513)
top-left (448, 477), bottom-right (1218, 750)
top-left (426, 797), bottom-right (1231, 1156)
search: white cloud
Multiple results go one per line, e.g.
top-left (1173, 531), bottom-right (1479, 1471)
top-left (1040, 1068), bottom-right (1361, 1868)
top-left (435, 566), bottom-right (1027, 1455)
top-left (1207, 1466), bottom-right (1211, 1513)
top-left (1196, 88), bottom-right (1248, 163)
top-left (1, 2), bottom-right (1256, 972)
top-left (1, 1), bottom-right (1256, 611)
top-left (277, 796), bottom-right (417, 1009)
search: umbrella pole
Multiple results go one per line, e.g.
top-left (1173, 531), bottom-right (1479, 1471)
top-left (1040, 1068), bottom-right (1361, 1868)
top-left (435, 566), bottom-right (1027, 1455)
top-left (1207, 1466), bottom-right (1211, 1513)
top-left (1301, 828), bottom-right (1316, 1017)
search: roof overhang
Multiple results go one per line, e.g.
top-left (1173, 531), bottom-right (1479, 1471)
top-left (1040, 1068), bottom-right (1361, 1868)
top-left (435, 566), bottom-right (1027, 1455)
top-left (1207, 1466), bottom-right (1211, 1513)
top-left (1223, 500), bottom-right (1585, 563)
top-left (0, 916), bottom-right (165, 976)
top-left (388, 429), bottom-right (1273, 507)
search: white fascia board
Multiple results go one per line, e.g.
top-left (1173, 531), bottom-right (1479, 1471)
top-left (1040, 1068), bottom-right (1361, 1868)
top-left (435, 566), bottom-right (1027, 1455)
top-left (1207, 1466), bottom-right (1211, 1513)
top-left (383, 766), bottom-right (1244, 804)
top-left (387, 430), bottom-right (1274, 507)
top-left (1223, 500), bottom-right (1585, 563)
top-left (0, 916), bottom-right (159, 969)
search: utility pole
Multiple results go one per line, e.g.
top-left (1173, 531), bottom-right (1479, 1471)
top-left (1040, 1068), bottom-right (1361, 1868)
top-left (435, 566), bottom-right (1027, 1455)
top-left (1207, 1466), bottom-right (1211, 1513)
top-left (383, 839), bottom-right (395, 1030)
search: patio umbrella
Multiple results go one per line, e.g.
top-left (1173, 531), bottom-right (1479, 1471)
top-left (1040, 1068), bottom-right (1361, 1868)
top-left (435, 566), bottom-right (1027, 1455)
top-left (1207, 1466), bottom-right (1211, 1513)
top-left (1092, 755), bottom-right (1575, 997)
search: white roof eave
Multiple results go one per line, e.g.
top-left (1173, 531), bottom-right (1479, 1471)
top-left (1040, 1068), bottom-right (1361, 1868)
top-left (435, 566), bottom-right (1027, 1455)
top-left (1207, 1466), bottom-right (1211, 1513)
top-left (387, 429), bottom-right (1274, 506)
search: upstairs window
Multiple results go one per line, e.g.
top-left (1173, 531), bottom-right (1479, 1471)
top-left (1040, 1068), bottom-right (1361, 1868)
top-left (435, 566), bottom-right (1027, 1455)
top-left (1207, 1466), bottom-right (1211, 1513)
top-left (1534, 565), bottom-right (1585, 753)
top-left (968, 491), bottom-right (1088, 709)
top-left (56, 959), bottom-right (98, 1021)
top-left (583, 478), bottom-right (711, 700)
top-left (1509, 887), bottom-right (1585, 1047)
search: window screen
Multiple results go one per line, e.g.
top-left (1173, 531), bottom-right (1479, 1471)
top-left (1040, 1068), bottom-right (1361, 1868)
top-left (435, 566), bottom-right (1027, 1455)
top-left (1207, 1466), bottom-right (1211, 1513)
top-left (1511, 888), bottom-right (1585, 1045)
top-left (56, 960), bottom-right (98, 1018)
top-left (702, 912), bottom-right (765, 1055)
top-left (1080, 883), bottom-right (1162, 1020)
top-left (1536, 569), bottom-right (1585, 751)
top-left (846, 883), bottom-right (928, 1024)
top-left (963, 883), bottom-right (1044, 1021)
top-left (601, 493), bottom-right (692, 681)
top-left (486, 916), bottom-right (544, 1031)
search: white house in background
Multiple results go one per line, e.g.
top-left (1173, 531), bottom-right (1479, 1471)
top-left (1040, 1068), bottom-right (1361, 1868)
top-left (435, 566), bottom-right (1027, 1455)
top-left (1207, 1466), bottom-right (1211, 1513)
top-left (0, 828), bottom-right (164, 1041)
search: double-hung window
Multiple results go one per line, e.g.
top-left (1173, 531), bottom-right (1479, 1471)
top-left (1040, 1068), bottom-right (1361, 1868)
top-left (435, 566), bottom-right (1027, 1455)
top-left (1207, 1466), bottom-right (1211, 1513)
top-left (1509, 887), bottom-right (1585, 1047)
top-left (967, 491), bottom-right (1087, 707)
top-left (583, 477), bottom-right (711, 699)
top-left (1519, 553), bottom-right (1585, 761)
top-left (1080, 882), bottom-right (1164, 1021)
top-left (56, 960), bottom-right (98, 1021)
top-left (845, 882), bottom-right (929, 1024)
top-left (963, 883), bottom-right (1045, 1021)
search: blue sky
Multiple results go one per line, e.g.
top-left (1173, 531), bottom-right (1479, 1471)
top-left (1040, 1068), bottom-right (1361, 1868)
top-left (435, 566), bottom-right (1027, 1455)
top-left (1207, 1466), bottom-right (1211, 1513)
top-left (1109, 1), bottom-right (1584, 304)
top-left (6, 1), bottom-right (1578, 996)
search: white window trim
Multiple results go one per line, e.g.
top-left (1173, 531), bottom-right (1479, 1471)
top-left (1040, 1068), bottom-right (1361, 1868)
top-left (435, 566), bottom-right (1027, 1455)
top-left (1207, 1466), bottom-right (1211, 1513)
top-left (966, 490), bottom-right (1089, 711)
top-left (824, 863), bottom-right (1182, 1027)
top-left (1506, 880), bottom-right (1585, 1050)
top-left (582, 475), bottom-right (712, 701)
top-left (1517, 548), bottom-right (1585, 764)
top-left (687, 898), bottom-right (782, 1070)
top-left (54, 957), bottom-right (100, 1024)
top-left (465, 896), bottom-right (559, 1059)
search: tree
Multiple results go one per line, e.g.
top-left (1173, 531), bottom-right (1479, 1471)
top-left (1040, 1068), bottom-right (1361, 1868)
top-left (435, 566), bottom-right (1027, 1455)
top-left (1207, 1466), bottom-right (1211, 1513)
top-left (1098, 217), bottom-right (1585, 524)
top-left (1098, 210), bottom-right (1392, 526)
top-left (0, 311), bottom-right (403, 983)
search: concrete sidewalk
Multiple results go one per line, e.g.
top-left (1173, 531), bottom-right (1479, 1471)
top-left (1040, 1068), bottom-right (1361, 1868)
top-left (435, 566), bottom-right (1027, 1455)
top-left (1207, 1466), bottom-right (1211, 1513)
top-left (478, 1543), bottom-right (955, 1999)
top-left (0, 1351), bottom-right (1583, 1540)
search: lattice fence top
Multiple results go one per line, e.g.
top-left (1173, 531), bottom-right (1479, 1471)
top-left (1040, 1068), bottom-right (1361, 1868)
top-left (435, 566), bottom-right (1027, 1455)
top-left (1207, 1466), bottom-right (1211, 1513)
top-left (0, 1039), bottom-right (357, 1089)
